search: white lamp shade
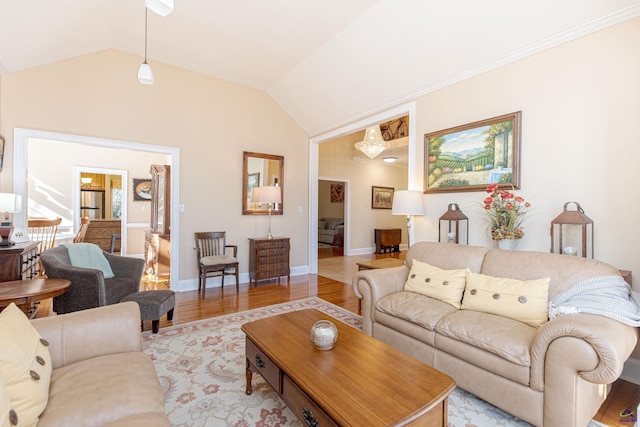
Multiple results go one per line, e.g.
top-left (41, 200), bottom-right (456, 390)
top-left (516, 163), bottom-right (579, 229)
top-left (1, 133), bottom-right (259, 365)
top-left (0, 193), bottom-right (22, 213)
top-left (392, 190), bottom-right (424, 216)
top-left (145, 0), bottom-right (174, 16)
top-left (138, 62), bottom-right (154, 85)
top-left (258, 186), bottom-right (281, 204)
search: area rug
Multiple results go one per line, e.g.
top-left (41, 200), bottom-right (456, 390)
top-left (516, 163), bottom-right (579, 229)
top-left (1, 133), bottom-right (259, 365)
top-left (142, 297), bottom-right (604, 427)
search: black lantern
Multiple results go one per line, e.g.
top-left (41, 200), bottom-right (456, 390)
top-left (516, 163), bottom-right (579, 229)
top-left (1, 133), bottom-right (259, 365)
top-left (439, 203), bottom-right (468, 245)
top-left (550, 201), bottom-right (594, 258)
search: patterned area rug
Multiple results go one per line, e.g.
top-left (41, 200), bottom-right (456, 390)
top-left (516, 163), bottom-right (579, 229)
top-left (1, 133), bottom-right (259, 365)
top-left (142, 297), bottom-right (604, 426)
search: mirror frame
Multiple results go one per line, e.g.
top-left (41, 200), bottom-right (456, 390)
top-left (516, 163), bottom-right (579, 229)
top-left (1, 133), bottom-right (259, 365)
top-left (242, 151), bottom-right (284, 215)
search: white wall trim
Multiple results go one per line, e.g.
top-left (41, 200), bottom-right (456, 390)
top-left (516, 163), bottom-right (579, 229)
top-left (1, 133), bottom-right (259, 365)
top-left (13, 128), bottom-right (181, 288)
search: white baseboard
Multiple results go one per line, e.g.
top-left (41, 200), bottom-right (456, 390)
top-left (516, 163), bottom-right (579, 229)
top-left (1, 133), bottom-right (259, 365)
top-left (174, 265), bottom-right (309, 292)
top-left (621, 357), bottom-right (640, 385)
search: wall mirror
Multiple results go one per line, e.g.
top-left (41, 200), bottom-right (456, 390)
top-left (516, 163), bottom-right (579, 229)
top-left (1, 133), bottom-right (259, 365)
top-left (242, 151), bottom-right (284, 215)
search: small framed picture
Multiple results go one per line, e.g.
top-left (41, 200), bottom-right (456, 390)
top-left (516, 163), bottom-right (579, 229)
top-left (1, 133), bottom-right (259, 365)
top-left (133, 178), bottom-right (152, 201)
top-left (371, 186), bottom-right (394, 209)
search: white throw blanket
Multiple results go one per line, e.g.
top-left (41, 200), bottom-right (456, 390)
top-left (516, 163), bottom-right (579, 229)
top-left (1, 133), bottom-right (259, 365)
top-left (548, 275), bottom-right (640, 326)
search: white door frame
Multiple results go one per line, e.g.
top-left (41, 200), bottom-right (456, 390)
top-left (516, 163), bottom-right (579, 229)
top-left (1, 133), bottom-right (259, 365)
top-left (308, 102), bottom-right (417, 274)
top-left (13, 128), bottom-right (181, 287)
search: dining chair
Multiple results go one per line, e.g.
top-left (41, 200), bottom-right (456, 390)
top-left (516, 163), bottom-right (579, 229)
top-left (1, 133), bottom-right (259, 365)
top-left (194, 232), bottom-right (239, 298)
top-left (73, 217), bottom-right (91, 243)
top-left (28, 217), bottom-right (62, 276)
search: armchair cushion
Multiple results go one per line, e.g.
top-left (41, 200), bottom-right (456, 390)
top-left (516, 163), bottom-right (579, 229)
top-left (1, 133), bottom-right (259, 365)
top-left (201, 255), bottom-right (238, 266)
top-left (0, 303), bottom-right (52, 427)
top-left (62, 243), bottom-right (114, 278)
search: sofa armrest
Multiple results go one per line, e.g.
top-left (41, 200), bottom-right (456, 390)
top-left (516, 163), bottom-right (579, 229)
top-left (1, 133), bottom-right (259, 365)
top-left (353, 266), bottom-right (408, 335)
top-left (31, 301), bottom-right (143, 370)
top-left (530, 313), bottom-right (639, 390)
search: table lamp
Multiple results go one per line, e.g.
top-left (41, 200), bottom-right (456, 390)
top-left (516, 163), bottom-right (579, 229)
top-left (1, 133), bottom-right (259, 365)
top-left (258, 186), bottom-right (281, 239)
top-left (391, 190), bottom-right (424, 248)
top-left (0, 193), bottom-right (23, 247)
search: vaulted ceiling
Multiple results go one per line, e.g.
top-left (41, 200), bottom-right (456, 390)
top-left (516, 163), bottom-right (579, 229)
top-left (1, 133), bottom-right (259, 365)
top-left (1, 0), bottom-right (639, 135)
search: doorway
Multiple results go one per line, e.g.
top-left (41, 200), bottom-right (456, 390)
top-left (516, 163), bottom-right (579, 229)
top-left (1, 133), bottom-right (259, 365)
top-left (13, 128), bottom-right (181, 287)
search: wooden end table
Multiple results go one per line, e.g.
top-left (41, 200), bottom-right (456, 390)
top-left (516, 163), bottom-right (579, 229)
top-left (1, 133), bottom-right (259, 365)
top-left (243, 309), bottom-right (455, 427)
top-left (0, 278), bottom-right (71, 318)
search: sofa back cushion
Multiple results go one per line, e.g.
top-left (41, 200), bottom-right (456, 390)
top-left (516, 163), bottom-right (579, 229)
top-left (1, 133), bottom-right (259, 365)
top-left (480, 249), bottom-right (619, 299)
top-left (405, 242), bottom-right (488, 273)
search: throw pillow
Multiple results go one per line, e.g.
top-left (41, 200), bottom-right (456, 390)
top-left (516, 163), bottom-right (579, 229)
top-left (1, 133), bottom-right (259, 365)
top-left (0, 374), bottom-right (16, 427)
top-left (404, 259), bottom-right (468, 309)
top-left (318, 219), bottom-right (327, 230)
top-left (62, 242), bottom-right (115, 279)
top-left (0, 303), bottom-right (52, 427)
top-left (462, 271), bottom-right (550, 327)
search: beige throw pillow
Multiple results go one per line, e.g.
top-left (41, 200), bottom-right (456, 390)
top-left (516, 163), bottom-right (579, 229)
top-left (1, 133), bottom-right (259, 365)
top-left (462, 271), bottom-right (550, 327)
top-left (404, 259), bottom-right (468, 309)
top-left (0, 303), bottom-right (52, 427)
top-left (1, 374), bottom-right (15, 427)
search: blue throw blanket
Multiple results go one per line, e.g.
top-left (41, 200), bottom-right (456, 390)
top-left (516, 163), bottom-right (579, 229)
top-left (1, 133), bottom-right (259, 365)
top-left (548, 275), bottom-right (640, 326)
top-left (62, 243), bottom-right (115, 279)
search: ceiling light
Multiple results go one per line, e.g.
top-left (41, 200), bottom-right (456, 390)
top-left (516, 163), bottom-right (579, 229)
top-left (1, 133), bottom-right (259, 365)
top-left (145, 0), bottom-right (174, 16)
top-left (138, 8), bottom-right (154, 85)
top-left (355, 125), bottom-right (389, 159)
top-left (383, 157), bottom-right (397, 163)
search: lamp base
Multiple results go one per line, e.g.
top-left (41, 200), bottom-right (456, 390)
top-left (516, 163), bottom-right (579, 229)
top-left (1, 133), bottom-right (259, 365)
top-left (0, 221), bottom-right (15, 247)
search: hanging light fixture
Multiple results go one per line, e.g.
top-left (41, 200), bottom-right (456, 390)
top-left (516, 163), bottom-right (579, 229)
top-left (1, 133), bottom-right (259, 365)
top-left (355, 125), bottom-right (389, 159)
top-left (145, 0), bottom-right (174, 16)
top-left (138, 7), bottom-right (154, 85)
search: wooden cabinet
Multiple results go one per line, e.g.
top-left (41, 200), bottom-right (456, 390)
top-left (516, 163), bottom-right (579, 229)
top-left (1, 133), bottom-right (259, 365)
top-left (0, 241), bottom-right (39, 282)
top-left (248, 237), bottom-right (290, 284)
top-left (375, 228), bottom-right (401, 254)
top-left (145, 231), bottom-right (170, 279)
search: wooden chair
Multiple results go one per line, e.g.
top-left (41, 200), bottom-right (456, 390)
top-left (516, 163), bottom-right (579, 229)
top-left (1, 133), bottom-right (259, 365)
top-left (194, 232), bottom-right (239, 298)
top-left (73, 217), bottom-right (91, 243)
top-left (28, 217), bottom-right (62, 276)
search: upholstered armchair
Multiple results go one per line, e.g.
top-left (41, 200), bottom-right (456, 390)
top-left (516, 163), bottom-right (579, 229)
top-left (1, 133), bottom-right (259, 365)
top-left (40, 245), bottom-right (144, 314)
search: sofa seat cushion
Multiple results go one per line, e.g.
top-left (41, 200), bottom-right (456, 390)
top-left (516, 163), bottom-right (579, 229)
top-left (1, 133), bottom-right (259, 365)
top-left (435, 310), bottom-right (536, 385)
top-left (435, 309), bottom-right (536, 367)
top-left (38, 352), bottom-right (166, 427)
top-left (376, 292), bottom-right (457, 345)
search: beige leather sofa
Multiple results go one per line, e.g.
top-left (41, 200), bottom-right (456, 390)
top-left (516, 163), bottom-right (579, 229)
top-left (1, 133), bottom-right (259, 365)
top-left (353, 242), bottom-right (639, 427)
top-left (31, 301), bottom-right (171, 427)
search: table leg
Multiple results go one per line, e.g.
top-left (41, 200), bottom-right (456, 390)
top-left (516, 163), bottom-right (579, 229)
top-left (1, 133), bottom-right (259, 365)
top-left (245, 359), bottom-right (253, 395)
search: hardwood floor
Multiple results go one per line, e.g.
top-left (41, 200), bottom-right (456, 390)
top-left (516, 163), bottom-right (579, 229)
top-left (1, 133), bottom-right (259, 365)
top-left (35, 248), bottom-right (637, 426)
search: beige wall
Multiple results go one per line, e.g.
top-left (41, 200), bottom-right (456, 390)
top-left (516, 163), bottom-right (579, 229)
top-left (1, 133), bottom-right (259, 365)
top-left (319, 133), bottom-right (407, 250)
top-left (0, 49), bottom-right (309, 283)
top-left (318, 180), bottom-right (345, 219)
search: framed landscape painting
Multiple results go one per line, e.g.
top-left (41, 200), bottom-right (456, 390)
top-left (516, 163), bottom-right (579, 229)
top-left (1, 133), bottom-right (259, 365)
top-left (371, 186), bottom-right (394, 209)
top-left (424, 111), bottom-right (522, 193)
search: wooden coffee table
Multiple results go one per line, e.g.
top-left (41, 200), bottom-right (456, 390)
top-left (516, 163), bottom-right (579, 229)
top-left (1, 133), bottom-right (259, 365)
top-left (0, 278), bottom-right (71, 318)
top-left (242, 309), bottom-right (455, 426)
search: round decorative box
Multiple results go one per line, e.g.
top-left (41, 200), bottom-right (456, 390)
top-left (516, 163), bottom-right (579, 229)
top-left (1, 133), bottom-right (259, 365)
top-left (310, 320), bottom-right (338, 350)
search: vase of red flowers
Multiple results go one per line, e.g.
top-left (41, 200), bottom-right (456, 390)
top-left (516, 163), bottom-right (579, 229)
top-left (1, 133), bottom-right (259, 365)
top-left (483, 184), bottom-right (531, 248)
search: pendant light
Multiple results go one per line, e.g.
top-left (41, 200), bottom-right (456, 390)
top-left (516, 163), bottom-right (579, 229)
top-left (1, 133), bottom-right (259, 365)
top-left (138, 7), bottom-right (154, 85)
top-left (355, 125), bottom-right (390, 159)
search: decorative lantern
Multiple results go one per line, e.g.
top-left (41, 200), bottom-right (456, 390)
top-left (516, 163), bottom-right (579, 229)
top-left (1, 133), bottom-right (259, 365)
top-left (438, 203), bottom-right (468, 245)
top-left (550, 201), bottom-right (594, 258)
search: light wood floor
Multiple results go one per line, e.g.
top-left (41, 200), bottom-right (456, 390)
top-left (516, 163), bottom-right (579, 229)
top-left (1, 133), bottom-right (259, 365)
top-left (36, 247), bottom-right (637, 426)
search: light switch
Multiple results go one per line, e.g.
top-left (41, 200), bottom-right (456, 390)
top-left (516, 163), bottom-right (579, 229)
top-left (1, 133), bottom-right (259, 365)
top-left (179, 204), bottom-right (185, 212)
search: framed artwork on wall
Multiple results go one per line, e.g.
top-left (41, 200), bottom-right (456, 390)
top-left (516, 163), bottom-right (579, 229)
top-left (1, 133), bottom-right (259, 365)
top-left (330, 183), bottom-right (344, 203)
top-left (133, 178), bottom-right (152, 201)
top-left (371, 186), bottom-right (394, 209)
top-left (424, 111), bottom-right (522, 193)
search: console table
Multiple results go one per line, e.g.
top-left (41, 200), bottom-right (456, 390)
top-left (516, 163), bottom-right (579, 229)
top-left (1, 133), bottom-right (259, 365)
top-left (248, 237), bottom-right (290, 284)
top-left (374, 228), bottom-right (401, 254)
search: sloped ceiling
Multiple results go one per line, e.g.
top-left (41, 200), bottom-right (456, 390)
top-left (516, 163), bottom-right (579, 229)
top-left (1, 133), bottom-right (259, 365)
top-left (1, 0), bottom-right (639, 135)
